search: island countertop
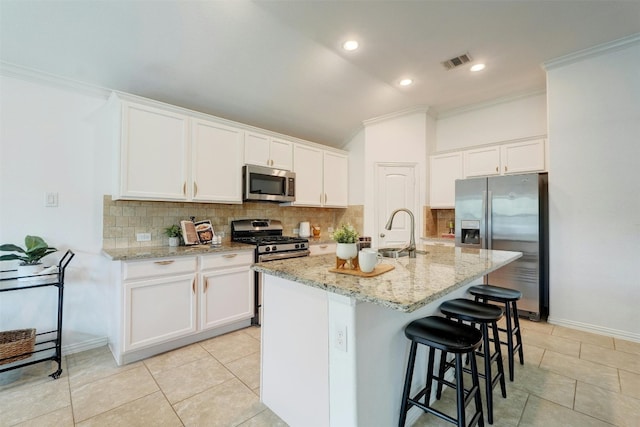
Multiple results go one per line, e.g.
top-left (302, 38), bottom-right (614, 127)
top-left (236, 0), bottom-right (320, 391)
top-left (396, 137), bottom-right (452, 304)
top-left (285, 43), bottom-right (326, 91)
top-left (253, 246), bottom-right (522, 313)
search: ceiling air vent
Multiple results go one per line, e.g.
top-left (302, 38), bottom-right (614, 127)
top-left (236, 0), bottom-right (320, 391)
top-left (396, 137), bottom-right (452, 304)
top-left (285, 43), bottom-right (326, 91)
top-left (442, 53), bottom-right (472, 70)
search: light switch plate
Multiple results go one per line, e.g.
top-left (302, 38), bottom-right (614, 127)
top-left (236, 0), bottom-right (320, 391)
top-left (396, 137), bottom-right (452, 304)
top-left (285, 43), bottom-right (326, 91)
top-left (45, 192), bottom-right (58, 207)
top-left (136, 233), bottom-right (151, 242)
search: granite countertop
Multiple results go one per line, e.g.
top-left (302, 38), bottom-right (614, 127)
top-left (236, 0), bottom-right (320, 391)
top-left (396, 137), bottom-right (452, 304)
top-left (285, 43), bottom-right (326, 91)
top-left (102, 242), bottom-right (254, 261)
top-left (253, 246), bottom-right (522, 313)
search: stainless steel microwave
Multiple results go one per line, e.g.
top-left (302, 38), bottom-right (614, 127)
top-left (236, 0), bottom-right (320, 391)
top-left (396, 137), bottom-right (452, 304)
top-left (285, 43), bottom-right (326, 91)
top-left (243, 165), bottom-right (295, 202)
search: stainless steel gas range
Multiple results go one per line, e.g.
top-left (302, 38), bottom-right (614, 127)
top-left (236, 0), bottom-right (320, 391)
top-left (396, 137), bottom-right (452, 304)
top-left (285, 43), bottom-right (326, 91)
top-left (231, 219), bottom-right (310, 325)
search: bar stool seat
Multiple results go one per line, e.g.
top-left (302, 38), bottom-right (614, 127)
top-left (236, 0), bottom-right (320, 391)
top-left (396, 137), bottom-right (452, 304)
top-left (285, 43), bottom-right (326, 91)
top-left (399, 316), bottom-right (484, 427)
top-left (439, 299), bottom-right (506, 425)
top-left (468, 285), bottom-right (524, 382)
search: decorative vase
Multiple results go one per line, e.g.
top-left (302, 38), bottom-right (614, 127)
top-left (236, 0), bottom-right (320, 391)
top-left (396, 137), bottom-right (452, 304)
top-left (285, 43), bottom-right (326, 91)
top-left (17, 264), bottom-right (44, 281)
top-left (169, 237), bottom-right (179, 247)
top-left (336, 243), bottom-right (358, 261)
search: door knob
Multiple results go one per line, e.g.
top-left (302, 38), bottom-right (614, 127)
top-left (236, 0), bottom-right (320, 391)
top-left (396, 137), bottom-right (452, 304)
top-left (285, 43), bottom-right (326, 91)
top-left (379, 233), bottom-right (385, 238)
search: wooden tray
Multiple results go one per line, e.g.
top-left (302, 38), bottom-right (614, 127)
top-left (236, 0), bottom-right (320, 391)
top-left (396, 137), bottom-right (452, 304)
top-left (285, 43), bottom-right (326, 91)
top-left (329, 263), bottom-right (394, 277)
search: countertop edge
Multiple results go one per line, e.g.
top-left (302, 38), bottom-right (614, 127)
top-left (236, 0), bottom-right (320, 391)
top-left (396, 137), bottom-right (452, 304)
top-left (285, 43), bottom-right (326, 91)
top-left (102, 243), bottom-right (254, 261)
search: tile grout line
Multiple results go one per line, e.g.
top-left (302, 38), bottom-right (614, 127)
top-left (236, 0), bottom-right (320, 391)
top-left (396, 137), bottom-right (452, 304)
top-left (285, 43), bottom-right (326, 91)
top-left (142, 359), bottom-right (186, 427)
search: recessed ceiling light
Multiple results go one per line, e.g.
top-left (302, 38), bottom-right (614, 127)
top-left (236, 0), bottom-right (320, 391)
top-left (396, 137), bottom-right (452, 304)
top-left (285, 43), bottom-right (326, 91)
top-left (399, 78), bottom-right (413, 86)
top-left (342, 40), bottom-right (359, 51)
top-left (470, 63), bottom-right (486, 72)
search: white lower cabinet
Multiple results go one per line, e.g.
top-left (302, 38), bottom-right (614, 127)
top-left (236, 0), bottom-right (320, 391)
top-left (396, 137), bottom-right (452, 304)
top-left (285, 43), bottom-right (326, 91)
top-left (199, 252), bottom-right (254, 331)
top-left (124, 273), bottom-right (197, 352)
top-left (111, 250), bottom-right (254, 365)
top-left (309, 243), bottom-right (336, 256)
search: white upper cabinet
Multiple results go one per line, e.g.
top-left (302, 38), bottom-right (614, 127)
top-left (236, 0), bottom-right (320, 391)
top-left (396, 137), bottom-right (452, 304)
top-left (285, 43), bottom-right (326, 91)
top-left (464, 146), bottom-right (501, 177)
top-left (323, 151), bottom-right (348, 207)
top-left (117, 100), bottom-right (190, 201)
top-left (244, 131), bottom-right (293, 170)
top-left (191, 118), bottom-right (243, 203)
top-left (430, 152), bottom-right (463, 208)
top-left (500, 139), bottom-right (545, 175)
top-left (292, 144), bottom-right (348, 208)
top-left (292, 144), bottom-right (324, 206)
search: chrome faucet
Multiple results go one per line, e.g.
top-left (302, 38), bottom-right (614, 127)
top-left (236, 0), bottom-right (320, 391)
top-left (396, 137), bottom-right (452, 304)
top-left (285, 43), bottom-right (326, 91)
top-left (384, 208), bottom-right (416, 258)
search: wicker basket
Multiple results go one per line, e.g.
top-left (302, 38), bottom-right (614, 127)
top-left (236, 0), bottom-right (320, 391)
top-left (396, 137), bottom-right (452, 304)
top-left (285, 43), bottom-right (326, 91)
top-left (0, 328), bottom-right (36, 365)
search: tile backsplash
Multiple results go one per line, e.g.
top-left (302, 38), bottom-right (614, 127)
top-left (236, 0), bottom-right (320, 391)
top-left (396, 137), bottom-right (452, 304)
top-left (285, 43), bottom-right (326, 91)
top-left (102, 195), bottom-right (363, 249)
top-left (423, 207), bottom-right (455, 237)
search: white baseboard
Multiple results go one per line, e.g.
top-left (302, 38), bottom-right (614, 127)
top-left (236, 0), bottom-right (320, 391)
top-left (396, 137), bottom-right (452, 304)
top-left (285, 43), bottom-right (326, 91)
top-left (62, 336), bottom-right (109, 356)
top-left (546, 316), bottom-right (640, 343)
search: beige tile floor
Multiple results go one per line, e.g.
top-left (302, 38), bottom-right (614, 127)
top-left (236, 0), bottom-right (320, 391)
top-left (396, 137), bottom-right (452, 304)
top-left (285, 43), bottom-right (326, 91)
top-left (0, 320), bottom-right (638, 426)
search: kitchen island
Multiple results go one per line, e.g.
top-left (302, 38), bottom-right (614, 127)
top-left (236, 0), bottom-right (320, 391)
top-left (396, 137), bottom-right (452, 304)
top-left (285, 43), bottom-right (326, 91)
top-left (252, 246), bottom-right (522, 427)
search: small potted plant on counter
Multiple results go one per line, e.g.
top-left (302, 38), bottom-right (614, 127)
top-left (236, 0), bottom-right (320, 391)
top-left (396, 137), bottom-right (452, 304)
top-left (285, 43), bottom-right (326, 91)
top-left (0, 235), bottom-right (58, 278)
top-left (332, 224), bottom-right (359, 266)
top-left (164, 225), bottom-right (181, 247)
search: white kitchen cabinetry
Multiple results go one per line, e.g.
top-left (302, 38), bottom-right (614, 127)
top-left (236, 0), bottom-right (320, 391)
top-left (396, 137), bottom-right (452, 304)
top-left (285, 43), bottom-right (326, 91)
top-left (244, 132), bottom-right (293, 170)
top-left (429, 152), bottom-right (463, 208)
top-left (500, 139), bottom-right (545, 175)
top-left (116, 99), bottom-right (190, 201)
top-left (292, 144), bottom-right (348, 207)
top-left (199, 252), bottom-right (254, 331)
top-left (121, 257), bottom-right (197, 352)
top-left (309, 243), bottom-right (336, 256)
top-left (191, 118), bottom-right (243, 203)
top-left (464, 146), bottom-right (501, 177)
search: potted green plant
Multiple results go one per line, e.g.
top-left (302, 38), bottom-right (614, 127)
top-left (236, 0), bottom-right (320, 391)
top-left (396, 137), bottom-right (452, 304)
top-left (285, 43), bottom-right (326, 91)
top-left (0, 235), bottom-right (58, 277)
top-left (332, 224), bottom-right (359, 261)
top-left (164, 225), bottom-right (181, 247)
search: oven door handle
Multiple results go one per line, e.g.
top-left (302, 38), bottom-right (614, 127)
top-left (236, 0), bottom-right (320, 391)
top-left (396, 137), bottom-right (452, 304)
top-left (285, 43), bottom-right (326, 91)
top-left (258, 250), bottom-right (310, 262)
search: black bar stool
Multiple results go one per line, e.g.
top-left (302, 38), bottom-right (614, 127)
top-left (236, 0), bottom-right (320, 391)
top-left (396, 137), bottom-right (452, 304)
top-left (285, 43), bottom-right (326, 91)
top-left (399, 316), bottom-right (484, 427)
top-left (468, 284), bottom-right (524, 381)
top-left (438, 298), bottom-right (506, 425)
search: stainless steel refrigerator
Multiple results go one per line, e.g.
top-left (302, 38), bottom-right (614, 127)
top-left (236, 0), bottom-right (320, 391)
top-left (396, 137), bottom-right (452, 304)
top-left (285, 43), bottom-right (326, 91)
top-left (455, 173), bottom-right (548, 320)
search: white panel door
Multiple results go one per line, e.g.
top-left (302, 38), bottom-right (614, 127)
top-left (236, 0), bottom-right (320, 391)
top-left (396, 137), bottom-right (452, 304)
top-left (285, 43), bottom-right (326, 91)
top-left (244, 131), bottom-right (271, 167)
top-left (200, 266), bottom-right (254, 331)
top-left (376, 164), bottom-right (417, 248)
top-left (501, 139), bottom-right (545, 174)
top-left (430, 152), bottom-right (463, 208)
top-left (293, 144), bottom-right (323, 206)
top-left (191, 118), bottom-right (243, 203)
top-left (120, 102), bottom-right (189, 200)
top-left (269, 138), bottom-right (293, 170)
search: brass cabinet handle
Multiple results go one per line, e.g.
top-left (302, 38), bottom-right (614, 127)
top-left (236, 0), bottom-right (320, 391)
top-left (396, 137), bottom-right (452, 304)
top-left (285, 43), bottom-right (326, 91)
top-left (183, 182), bottom-right (186, 195)
top-left (154, 260), bottom-right (174, 265)
top-left (319, 245), bottom-right (328, 249)
top-left (505, 166), bottom-right (508, 172)
top-left (495, 166), bottom-right (498, 172)
top-left (192, 279), bottom-right (195, 294)
top-left (325, 193), bottom-right (328, 204)
top-left (222, 253), bottom-right (238, 258)
top-left (204, 278), bottom-right (208, 293)
top-left (194, 182), bottom-right (198, 197)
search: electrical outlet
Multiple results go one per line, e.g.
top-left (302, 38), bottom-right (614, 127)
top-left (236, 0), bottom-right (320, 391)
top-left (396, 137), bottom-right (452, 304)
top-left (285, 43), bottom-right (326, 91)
top-left (335, 324), bottom-right (347, 352)
top-left (293, 228), bottom-right (299, 235)
top-left (328, 227), bottom-right (334, 233)
top-left (136, 233), bottom-right (151, 242)
top-left (44, 192), bottom-right (58, 207)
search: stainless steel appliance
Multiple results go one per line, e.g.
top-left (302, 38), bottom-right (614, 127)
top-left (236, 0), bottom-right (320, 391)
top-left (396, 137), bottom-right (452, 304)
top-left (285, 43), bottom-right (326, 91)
top-left (231, 219), bottom-right (309, 325)
top-left (243, 165), bottom-right (296, 203)
top-left (455, 173), bottom-right (548, 320)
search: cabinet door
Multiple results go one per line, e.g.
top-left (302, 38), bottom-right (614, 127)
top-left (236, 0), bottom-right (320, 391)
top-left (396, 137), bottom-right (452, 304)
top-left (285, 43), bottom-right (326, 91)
top-left (501, 139), bottom-right (545, 174)
top-left (244, 132), bottom-right (271, 167)
top-left (269, 138), bottom-right (293, 171)
top-left (323, 151), bottom-right (348, 207)
top-left (124, 274), bottom-right (197, 351)
top-left (430, 152), bottom-right (463, 208)
top-left (191, 118), bottom-right (243, 203)
top-left (119, 102), bottom-right (189, 200)
top-left (464, 146), bottom-right (501, 177)
top-left (293, 144), bottom-right (323, 206)
top-left (200, 266), bottom-right (254, 330)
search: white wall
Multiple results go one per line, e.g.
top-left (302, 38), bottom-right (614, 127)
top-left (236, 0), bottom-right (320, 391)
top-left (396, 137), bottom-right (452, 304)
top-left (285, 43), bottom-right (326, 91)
top-left (546, 39), bottom-right (640, 340)
top-left (345, 128), bottom-right (365, 205)
top-left (436, 92), bottom-right (547, 152)
top-left (0, 75), bottom-right (111, 353)
top-left (361, 112), bottom-right (429, 243)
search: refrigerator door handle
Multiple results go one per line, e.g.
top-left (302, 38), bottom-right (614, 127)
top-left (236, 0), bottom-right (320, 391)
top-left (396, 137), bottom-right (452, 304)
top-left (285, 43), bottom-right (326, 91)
top-left (486, 190), bottom-right (492, 250)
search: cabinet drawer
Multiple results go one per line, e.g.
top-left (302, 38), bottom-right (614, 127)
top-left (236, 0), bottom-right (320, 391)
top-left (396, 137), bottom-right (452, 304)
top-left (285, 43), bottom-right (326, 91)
top-left (200, 251), bottom-right (254, 270)
top-left (123, 257), bottom-right (197, 281)
top-left (309, 243), bottom-right (336, 256)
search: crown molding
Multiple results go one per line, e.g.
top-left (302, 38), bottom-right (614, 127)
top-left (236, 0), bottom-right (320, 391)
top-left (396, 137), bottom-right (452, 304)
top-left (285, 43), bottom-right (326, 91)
top-left (0, 62), bottom-right (111, 99)
top-left (544, 33), bottom-right (640, 70)
top-left (362, 105), bottom-right (431, 127)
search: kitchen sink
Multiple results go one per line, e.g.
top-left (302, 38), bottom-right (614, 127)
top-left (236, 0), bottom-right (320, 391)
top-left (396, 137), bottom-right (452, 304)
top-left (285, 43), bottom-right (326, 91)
top-left (378, 247), bottom-right (410, 258)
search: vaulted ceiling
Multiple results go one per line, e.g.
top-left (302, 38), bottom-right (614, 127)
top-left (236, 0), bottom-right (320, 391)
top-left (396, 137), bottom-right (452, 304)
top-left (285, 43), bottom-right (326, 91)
top-left (1, 1), bottom-right (639, 148)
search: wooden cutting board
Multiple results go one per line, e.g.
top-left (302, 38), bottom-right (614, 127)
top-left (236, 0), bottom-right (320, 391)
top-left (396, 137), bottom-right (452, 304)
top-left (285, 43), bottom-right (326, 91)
top-left (329, 263), bottom-right (394, 277)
